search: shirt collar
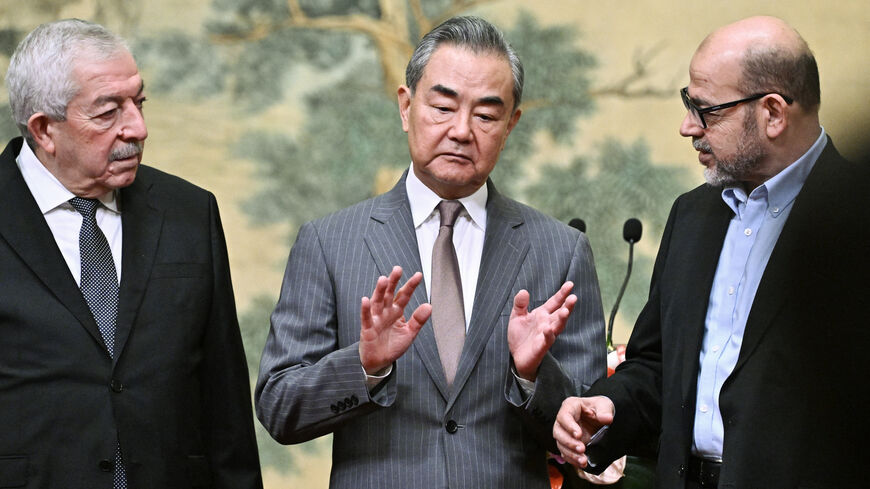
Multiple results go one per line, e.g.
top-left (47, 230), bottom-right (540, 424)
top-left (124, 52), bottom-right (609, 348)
top-left (15, 141), bottom-right (120, 214)
top-left (405, 164), bottom-right (488, 230)
top-left (721, 127), bottom-right (826, 218)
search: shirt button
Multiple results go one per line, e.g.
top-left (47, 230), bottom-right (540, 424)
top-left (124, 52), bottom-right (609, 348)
top-left (712, 345), bottom-right (720, 353)
top-left (700, 404), bottom-right (709, 413)
top-left (772, 206), bottom-right (780, 213)
top-left (744, 228), bottom-right (752, 236)
top-left (727, 286), bottom-right (735, 295)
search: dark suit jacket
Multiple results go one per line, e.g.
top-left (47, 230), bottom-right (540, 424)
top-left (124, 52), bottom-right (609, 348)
top-left (0, 138), bottom-right (263, 489)
top-left (586, 139), bottom-right (869, 488)
top-left (256, 173), bottom-right (606, 488)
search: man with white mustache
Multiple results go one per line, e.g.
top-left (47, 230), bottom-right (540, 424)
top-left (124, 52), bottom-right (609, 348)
top-left (0, 19), bottom-right (263, 488)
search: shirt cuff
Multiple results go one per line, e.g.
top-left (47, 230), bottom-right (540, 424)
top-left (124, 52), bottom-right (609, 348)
top-left (364, 364), bottom-right (393, 390)
top-left (512, 369), bottom-right (536, 399)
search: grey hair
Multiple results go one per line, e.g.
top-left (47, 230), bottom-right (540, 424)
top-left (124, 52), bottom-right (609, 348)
top-left (739, 43), bottom-right (820, 111)
top-left (405, 16), bottom-right (524, 111)
top-left (5, 19), bottom-right (129, 146)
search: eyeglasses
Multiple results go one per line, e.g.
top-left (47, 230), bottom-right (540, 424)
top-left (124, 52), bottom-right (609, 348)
top-left (680, 86), bottom-right (794, 129)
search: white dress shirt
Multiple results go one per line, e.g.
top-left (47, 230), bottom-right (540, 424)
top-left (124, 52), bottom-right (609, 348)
top-left (405, 165), bottom-right (487, 330)
top-left (15, 141), bottom-right (122, 284)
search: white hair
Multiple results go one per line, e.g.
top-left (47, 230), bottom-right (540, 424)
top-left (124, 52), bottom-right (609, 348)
top-left (5, 19), bottom-right (129, 146)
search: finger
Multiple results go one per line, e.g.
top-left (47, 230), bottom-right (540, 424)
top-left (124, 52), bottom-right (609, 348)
top-left (360, 296), bottom-right (373, 331)
top-left (512, 289), bottom-right (530, 317)
top-left (542, 281), bottom-right (574, 313)
top-left (555, 440), bottom-right (583, 467)
top-left (370, 275), bottom-right (388, 315)
top-left (556, 398), bottom-right (585, 438)
top-left (406, 303), bottom-right (432, 333)
top-left (394, 272), bottom-right (423, 310)
top-left (383, 266), bottom-right (403, 301)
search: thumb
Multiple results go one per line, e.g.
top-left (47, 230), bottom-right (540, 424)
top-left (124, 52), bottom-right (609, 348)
top-left (512, 289), bottom-right (530, 316)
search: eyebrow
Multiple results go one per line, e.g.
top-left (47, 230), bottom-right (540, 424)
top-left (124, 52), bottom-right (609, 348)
top-left (430, 84), bottom-right (506, 106)
top-left (93, 80), bottom-right (146, 106)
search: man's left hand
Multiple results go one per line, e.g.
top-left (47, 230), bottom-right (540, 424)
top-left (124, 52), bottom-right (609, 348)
top-left (508, 282), bottom-right (577, 381)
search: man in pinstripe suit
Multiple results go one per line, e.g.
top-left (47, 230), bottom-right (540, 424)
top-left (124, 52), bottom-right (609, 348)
top-left (256, 16), bottom-right (605, 488)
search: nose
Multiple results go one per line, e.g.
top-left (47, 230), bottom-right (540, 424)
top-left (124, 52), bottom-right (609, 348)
top-left (119, 100), bottom-right (148, 141)
top-left (447, 112), bottom-right (472, 143)
top-left (679, 111), bottom-right (703, 138)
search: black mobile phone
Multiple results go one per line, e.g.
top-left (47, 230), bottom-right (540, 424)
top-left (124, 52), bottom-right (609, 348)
top-left (587, 425), bottom-right (609, 446)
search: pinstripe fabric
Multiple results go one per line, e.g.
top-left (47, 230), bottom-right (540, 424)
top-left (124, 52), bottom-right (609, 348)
top-left (256, 173), bottom-right (606, 488)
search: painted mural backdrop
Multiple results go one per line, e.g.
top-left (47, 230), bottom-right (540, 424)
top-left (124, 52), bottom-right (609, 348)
top-left (2, 1), bottom-right (867, 486)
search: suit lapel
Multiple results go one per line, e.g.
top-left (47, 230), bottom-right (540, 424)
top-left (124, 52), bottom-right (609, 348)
top-left (448, 183), bottom-right (528, 406)
top-left (363, 174), bottom-right (449, 397)
top-left (678, 189), bottom-right (732, 402)
top-left (113, 172), bottom-right (164, 365)
top-left (0, 139), bottom-right (108, 349)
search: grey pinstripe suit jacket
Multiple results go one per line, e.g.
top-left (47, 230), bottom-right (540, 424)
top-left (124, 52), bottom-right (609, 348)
top-left (256, 174), bottom-right (606, 488)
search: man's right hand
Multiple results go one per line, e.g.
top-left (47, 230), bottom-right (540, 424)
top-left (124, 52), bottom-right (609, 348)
top-left (359, 266), bottom-right (432, 375)
top-left (553, 395), bottom-right (615, 468)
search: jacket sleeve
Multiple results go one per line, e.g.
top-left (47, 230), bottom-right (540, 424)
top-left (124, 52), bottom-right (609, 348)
top-left (200, 193), bottom-right (264, 489)
top-left (255, 221), bottom-right (396, 445)
top-left (505, 230), bottom-right (607, 452)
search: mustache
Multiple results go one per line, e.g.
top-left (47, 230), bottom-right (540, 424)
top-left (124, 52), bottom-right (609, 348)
top-left (110, 141), bottom-right (143, 161)
top-left (693, 138), bottom-right (712, 153)
top-left (692, 139), bottom-right (713, 153)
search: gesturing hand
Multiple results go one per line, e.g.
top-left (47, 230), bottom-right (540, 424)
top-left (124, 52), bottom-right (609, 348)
top-left (553, 396), bottom-right (615, 468)
top-left (507, 281), bottom-right (577, 381)
top-left (359, 266), bottom-right (432, 375)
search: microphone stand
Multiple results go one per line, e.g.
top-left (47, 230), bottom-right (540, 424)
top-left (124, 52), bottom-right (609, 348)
top-left (607, 240), bottom-right (634, 352)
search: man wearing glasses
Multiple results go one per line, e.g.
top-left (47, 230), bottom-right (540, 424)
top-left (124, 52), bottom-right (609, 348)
top-left (553, 15), bottom-right (867, 488)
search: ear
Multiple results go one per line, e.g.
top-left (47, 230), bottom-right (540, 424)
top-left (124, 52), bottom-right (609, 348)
top-left (26, 112), bottom-right (58, 155)
top-left (761, 94), bottom-right (789, 139)
top-left (397, 85), bottom-right (412, 133)
top-left (505, 108), bottom-right (522, 136)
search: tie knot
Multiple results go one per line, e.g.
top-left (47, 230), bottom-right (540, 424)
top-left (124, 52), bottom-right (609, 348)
top-left (69, 197), bottom-right (100, 218)
top-left (438, 200), bottom-right (464, 228)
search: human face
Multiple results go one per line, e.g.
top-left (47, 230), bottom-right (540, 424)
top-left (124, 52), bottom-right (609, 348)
top-left (398, 45), bottom-right (521, 199)
top-left (42, 49), bottom-right (147, 197)
top-left (679, 48), bottom-right (767, 188)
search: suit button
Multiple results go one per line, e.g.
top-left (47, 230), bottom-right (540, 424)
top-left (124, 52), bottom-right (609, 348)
top-left (678, 464), bottom-right (685, 476)
top-left (337, 400), bottom-right (346, 411)
top-left (351, 395), bottom-right (359, 406)
top-left (445, 420), bottom-right (458, 434)
top-left (344, 397), bottom-right (353, 407)
top-left (110, 379), bottom-right (124, 393)
top-left (330, 404), bottom-right (339, 413)
top-left (99, 459), bottom-right (113, 472)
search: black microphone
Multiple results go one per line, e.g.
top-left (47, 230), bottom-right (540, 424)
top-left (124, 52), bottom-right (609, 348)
top-left (568, 218), bottom-right (586, 233)
top-left (607, 218), bottom-right (642, 350)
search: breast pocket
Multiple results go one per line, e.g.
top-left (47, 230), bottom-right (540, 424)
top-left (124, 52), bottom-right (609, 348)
top-left (150, 263), bottom-right (207, 279)
top-left (0, 455), bottom-right (28, 488)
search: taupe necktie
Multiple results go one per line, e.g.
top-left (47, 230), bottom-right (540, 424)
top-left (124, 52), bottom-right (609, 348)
top-left (431, 200), bottom-right (466, 388)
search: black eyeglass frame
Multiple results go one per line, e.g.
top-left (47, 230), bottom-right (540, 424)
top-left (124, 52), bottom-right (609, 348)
top-left (680, 86), bottom-right (794, 129)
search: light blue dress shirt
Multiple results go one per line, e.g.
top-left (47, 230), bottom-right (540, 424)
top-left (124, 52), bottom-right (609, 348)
top-left (692, 128), bottom-right (827, 459)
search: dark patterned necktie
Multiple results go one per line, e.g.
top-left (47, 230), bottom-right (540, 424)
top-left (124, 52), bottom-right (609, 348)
top-left (431, 200), bottom-right (466, 388)
top-left (69, 197), bottom-right (127, 488)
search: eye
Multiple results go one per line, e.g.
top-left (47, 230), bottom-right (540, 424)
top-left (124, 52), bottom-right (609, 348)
top-left (96, 107), bottom-right (119, 120)
top-left (135, 97), bottom-right (147, 111)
